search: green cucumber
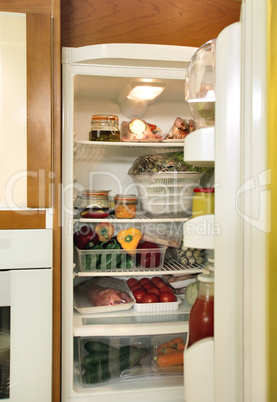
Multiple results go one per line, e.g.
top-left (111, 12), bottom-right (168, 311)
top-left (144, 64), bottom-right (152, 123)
top-left (84, 341), bottom-right (111, 354)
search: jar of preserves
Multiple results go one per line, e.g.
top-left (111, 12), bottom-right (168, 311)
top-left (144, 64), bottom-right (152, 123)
top-left (187, 269), bottom-right (214, 348)
top-left (75, 190), bottom-right (110, 218)
top-left (192, 187), bottom-right (214, 217)
top-left (89, 114), bottom-right (120, 142)
top-left (114, 194), bottom-right (138, 219)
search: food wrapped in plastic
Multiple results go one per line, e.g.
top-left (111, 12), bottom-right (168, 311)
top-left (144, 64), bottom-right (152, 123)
top-left (74, 277), bottom-right (135, 314)
top-left (120, 119), bottom-right (163, 142)
top-left (164, 117), bottom-right (196, 140)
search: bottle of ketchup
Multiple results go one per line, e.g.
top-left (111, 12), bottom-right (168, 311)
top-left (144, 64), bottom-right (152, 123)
top-left (187, 268), bottom-right (214, 348)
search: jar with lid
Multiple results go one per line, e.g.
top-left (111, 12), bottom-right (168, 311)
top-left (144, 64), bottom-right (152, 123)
top-left (75, 190), bottom-right (110, 218)
top-left (89, 114), bottom-right (120, 142)
top-left (192, 187), bottom-right (214, 217)
top-left (187, 269), bottom-right (214, 348)
top-left (114, 194), bottom-right (138, 219)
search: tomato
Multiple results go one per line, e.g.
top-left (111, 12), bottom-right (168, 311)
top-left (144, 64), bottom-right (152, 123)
top-left (151, 276), bottom-right (162, 285)
top-left (142, 282), bottom-right (154, 290)
top-left (159, 291), bottom-right (177, 303)
top-left (127, 278), bottom-right (138, 288)
top-left (160, 285), bottom-right (174, 293)
top-left (131, 284), bottom-right (143, 291)
top-left (155, 280), bottom-right (166, 289)
top-left (139, 278), bottom-right (151, 286)
top-left (147, 287), bottom-right (160, 296)
top-left (141, 293), bottom-right (159, 303)
top-left (133, 288), bottom-right (146, 303)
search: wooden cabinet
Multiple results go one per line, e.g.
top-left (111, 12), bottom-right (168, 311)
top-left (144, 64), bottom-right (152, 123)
top-left (61, 0), bottom-right (241, 48)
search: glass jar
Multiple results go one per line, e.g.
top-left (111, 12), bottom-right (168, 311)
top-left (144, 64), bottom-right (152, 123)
top-left (192, 187), bottom-right (214, 217)
top-left (114, 194), bottom-right (138, 219)
top-left (187, 270), bottom-right (214, 348)
top-left (89, 114), bottom-right (120, 142)
top-left (75, 190), bottom-right (110, 218)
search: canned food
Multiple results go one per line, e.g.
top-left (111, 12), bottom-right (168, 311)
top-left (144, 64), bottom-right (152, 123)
top-left (114, 194), bottom-right (138, 219)
top-left (89, 114), bottom-right (120, 142)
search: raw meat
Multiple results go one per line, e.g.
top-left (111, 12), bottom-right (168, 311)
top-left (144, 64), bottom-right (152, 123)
top-left (88, 286), bottom-right (133, 306)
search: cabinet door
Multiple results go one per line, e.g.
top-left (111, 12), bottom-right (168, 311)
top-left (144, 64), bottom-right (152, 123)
top-left (0, 12), bottom-right (52, 212)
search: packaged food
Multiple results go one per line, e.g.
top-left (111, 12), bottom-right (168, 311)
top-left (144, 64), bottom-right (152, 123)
top-left (89, 114), bottom-right (120, 142)
top-left (114, 194), bottom-right (138, 218)
top-left (192, 187), bottom-right (215, 217)
top-left (164, 117), bottom-right (196, 140)
top-left (120, 119), bottom-right (163, 142)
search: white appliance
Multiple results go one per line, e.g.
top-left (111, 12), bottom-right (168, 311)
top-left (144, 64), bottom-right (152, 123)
top-left (61, 0), bottom-right (269, 400)
top-left (0, 229), bottom-right (52, 401)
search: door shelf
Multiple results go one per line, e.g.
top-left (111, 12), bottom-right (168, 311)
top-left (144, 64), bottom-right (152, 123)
top-left (73, 299), bottom-right (190, 337)
top-left (184, 127), bottom-right (214, 167)
top-left (183, 214), bottom-right (215, 249)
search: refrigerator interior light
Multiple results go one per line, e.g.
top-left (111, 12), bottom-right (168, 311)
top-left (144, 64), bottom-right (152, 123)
top-left (127, 84), bottom-right (165, 100)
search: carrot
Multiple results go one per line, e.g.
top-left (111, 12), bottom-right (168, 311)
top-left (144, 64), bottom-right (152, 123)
top-left (158, 347), bottom-right (177, 355)
top-left (157, 336), bottom-right (183, 353)
top-left (177, 342), bottom-right (186, 351)
top-left (157, 350), bottom-right (184, 367)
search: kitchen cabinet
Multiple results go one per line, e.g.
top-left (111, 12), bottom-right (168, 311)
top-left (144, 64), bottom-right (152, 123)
top-left (61, 0), bottom-right (241, 48)
top-left (0, 3), bottom-right (61, 402)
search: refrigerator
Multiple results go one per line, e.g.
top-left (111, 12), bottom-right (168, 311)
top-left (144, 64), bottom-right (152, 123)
top-left (61, 0), bottom-right (270, 400)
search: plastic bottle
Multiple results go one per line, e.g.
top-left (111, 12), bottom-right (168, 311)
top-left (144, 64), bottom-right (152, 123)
top-left (187, 268), bottom-right (214, 348)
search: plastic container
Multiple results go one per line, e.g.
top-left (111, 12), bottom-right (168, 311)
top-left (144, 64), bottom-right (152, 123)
top-left (74, 190), bottom-right (110, 218)
top-left (129, 172), bottom-right (201, 217)
top-left (185, 39), bottom-right (216, 128)
top-left (133, 296), bottom-right (182, 313)
top-left (75, 245), bottom-right (167, 272)
top-left (77, 336), bottom-right (153, 387)
top-left (89, 114), bottom-right (120, 142)
top-left (192, 187), bottom-right (214, 217)
top-left (114, 194), bottom-right (138, 218)
top-left (187, 270), bottom-right (214, 348)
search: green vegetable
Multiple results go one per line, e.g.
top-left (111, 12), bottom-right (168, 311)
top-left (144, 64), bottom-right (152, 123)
top-left (99, 239), bottom-right (122, 269)
top-left (185, 281), bottom-right (199, 305)
top-left (81, 346), bottom-right (149, 384)
top-left (84, 341), bottom-right (111, 354)
top-left (83, 243), bottom-right (104, 270)
top-left (116, 254), bottom-right (134, 269)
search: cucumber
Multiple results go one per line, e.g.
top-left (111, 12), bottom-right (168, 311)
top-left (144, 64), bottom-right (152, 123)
top-left (84, 341), bottom-right (111, 354)
top-left (82, 361), bottom-right (111, 384)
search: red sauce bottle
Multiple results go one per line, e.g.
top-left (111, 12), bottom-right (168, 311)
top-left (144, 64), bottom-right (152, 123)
top-left (187, 270), bottom-right (214, 348)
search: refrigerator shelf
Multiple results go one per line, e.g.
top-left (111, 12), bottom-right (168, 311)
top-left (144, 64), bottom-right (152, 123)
top-left (74, 256), bottom-right (205, 277)
top-left (73, 298), bottom-right (190, 337)
top-left (74, 140), bottom-right (184, 152)
top-left (75, 212), bottom-right (189, 224)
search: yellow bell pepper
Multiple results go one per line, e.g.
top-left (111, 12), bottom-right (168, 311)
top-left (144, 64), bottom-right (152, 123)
top-left (117, 228), bottom-right (142, 255)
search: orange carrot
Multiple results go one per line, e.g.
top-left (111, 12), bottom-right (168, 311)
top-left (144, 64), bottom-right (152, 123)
top-left (157, 350), bottom-right (184, 367)
top-left (177, 342), bottom-right (186, 351)
top-left (157, 337), bottom-right (183, 353)
top-left (158, 347), bottom-right (177, 355)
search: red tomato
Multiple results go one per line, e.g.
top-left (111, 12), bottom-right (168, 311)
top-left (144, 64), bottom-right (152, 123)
top-left (155, 280), bottom-right (166, 289)
top-left (159, 291), bottom-right (177, 303)
top-left (127, 278), bottom-right (138, 288)
top-left (139, 278), bottom-right (151, 286)
top-left (141, 293), bottom-right (159, 303)
top-left (133, 288), bottom-right (146, 303)
top-left (131, 284), bottom-right (143, 291)
top-left (147, 287), bottom-right (160, 296)
top-left (151, 276), bottom-right (162, 285)
top-left (160, 285), bottom-right (174, 293)
top-left (142, 282), bottom-right (153, 290)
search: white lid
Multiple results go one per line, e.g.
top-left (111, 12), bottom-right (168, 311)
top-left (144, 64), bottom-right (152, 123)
top-left (198, 267), bottom-right (214, 283)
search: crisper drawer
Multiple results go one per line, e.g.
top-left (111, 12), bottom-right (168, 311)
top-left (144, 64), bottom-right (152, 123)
top-left (0, 229), bottom-right (52, 269)
top-left (74, 334), bottom-right (187, 390)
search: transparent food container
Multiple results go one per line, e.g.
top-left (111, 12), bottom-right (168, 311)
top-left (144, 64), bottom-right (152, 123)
top-left (77, 336), bottom-right (154, 387)
top-left (185, 39), bottom-right (216, 128)
top-left (89, 114), bottom-right (120, 142)
top-left (74, 190), bottom-right (110, 218)
top-left (114, 194), bottom-right (138, 219)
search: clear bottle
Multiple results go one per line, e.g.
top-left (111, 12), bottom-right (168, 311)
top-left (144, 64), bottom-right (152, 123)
top-left (187, 269), bottom-right (214, 348)
top-left (192, 187), bottom-right (214, 217)
top-left (89, 114), bottom-right (120, 142)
